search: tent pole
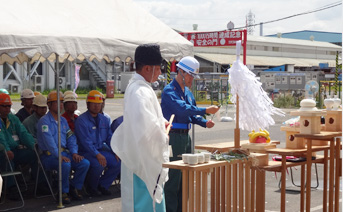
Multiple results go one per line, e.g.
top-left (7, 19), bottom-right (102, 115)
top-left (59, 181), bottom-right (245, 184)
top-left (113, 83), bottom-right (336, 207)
top-left (55, 55), bottom-right (65, 209)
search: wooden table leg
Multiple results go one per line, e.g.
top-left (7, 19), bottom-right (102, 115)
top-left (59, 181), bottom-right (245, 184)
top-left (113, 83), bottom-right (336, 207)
top-left (239, 162), bottom-right (243, 212)
top-left (196, 171), bottom-right (201, 212)
top-left (251, 169), bottom-right (255, 211)
top-left (233, 164), bottom-right (237, 212)
top-left (334, 137), bottom-right (341, 212)
top-left (202, 171), bottom-right (208, 212)
top-left (306, 138), bottom-right (312, 212)
top-left (211, 168), bottom-right (215, 212)
top-left (329, 138), bottom-right (335, 212)
top-left (216, 167), bottom-right (220, 212)
top-left (245, 161), bottom-right (251, 212)
top-left (227, 164), bottom-right (231, 212)
top-left (281, 155), bottom-right (286, 212)
top-left (255, 168), bottom-right (265, 212)
top-left (221, 166), bottom-right (225, 212)
top-left (189, 170), bottom-right (194, 212)
top-left (323, 149), bottom-right (328, 212)
top-left (182, 169), bottom-right (189, 212)
top-left (301, 165), bottom-right (305, 211)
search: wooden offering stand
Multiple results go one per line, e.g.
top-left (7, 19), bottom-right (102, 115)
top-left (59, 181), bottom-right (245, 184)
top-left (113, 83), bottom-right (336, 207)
top-left (280, 126), bottom-right (305, 149)
top-left (268, 108), bottom-right (342, 212)
top-left (289, 110), bottom-right (326, 134)
top-left (325, 109), bottom-right (342, 132)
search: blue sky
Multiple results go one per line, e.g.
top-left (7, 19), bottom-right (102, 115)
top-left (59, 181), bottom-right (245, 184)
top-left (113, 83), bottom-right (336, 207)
top-left (132, 0), bottom-right (342, 35)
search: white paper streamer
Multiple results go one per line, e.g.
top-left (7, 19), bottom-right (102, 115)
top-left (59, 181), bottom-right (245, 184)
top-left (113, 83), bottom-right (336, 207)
top-left (228, 41), bottom-right (285, 131)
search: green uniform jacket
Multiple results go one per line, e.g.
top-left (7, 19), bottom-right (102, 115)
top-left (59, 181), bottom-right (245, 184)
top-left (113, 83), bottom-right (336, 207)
top-left (0, 113), bottom-right (35, 151)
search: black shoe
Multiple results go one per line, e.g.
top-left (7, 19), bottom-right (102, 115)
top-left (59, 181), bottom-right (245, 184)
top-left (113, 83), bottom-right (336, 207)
top-left (62, 193), bottom-right (71, 204)
top-left (81, 186), bottom-right (90, 197)
top-left (88, 188), bottom-right (101, 197)
top-left (69, 187), bottom-right (83, 200)
top-left (98, 186), bottom-right (111, 196)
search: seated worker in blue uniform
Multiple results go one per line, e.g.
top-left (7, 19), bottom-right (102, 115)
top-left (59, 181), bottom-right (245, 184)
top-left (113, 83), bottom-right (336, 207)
top-left (37, 91), bottom-right (90, 204)
top-left (161, 56), bottom-right (220, 212)
top-left (75, 90), bottom-right (120, 196)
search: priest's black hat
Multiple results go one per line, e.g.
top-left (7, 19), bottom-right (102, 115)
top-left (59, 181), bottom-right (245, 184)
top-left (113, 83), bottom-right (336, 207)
top-left (134, 43), bottom-right (163, 66)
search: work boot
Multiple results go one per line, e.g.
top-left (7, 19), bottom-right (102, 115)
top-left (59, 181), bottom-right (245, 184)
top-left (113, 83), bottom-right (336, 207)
top-left (62, 193), bottom-right (71, 204)
top-left (69, 186), bottom-right (83, 200)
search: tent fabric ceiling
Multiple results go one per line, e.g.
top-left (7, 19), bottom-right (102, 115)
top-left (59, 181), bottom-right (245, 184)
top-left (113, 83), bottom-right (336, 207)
top-left (195, 53), bottom-right (336, 67)
top-left (0, 0), bottom-right (193, 65)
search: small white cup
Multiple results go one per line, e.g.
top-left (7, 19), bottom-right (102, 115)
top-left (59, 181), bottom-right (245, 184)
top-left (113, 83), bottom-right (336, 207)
top-left (196, 153), bottom-right (205, 164)
top-left (202, 152), bottom-right (211, 163)
top-left (188, 154), bottom-right (198, 165)
top-left (182, 154), bottom-right (192, 164)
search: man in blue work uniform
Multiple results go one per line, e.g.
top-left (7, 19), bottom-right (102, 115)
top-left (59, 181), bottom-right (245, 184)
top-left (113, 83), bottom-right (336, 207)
top-left (37, 91), bottom-right (90, 204)
top-left (75, 90), bottom-right (120, 196)
top-left (161, 56), bottom-right (220, 212)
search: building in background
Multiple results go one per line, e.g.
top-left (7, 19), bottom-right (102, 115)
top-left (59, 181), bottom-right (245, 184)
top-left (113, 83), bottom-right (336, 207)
top-left (178, 29), bottom-right (341, 95)
top-left (266, 30), bottom-right (342, 46)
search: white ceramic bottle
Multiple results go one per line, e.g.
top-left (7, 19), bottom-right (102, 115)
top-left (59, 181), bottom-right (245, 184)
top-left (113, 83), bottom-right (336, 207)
top-left (324, 98), bottom-right (334, 110)
top-left (332, 95), bottom-right (341, 110)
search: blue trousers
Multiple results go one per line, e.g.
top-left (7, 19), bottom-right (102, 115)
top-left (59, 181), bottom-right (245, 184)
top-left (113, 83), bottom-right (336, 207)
top-left (81, 150), bottom-right (121, 190)
top-left (133, 174), bottom-right (166, 212)
top-left (41, 151), bottom-right (90, 193)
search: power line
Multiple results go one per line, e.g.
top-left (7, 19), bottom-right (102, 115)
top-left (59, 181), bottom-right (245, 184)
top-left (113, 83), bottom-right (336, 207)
top-left (156, 1), bottom-right (341, 30)
top-left (234, 1), bottom-right (342, 29)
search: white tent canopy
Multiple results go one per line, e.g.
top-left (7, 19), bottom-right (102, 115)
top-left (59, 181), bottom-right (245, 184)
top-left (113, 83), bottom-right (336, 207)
top-left (0, 0), bottom-right (193, 206)
top-left (0, 0), bottom-right (193, 65)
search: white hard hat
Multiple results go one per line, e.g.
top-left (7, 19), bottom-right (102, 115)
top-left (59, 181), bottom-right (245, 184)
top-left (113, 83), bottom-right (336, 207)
top-left (33, 94), bottom-right (47, 107)
top-left (176, 56), bottom-right (200, 78)
top-left (21, 89), bottom-right (35, 99)
top-left (64, 93), bottom-right (77, 102)
top-left (64, 90), bottom-right (74, 96)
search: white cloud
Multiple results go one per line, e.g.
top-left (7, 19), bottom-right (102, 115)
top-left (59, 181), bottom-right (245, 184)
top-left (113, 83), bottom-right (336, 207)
top-left (133, 0), bottom-right (342, 35)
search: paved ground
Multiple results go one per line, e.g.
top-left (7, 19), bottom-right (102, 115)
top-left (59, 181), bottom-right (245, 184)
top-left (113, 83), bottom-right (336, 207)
top-left (2, 97), bottom-right (341, 211)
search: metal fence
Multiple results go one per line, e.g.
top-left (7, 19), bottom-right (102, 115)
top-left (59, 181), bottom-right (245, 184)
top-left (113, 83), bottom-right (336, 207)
top-left (159, 73), bottom-right (342, 108)
top-left (190, 73), bottom-right (230, 105)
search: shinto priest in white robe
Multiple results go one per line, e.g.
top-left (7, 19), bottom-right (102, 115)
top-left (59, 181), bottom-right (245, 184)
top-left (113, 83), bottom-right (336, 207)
top-left (111, 73), bottom-right (169, 211)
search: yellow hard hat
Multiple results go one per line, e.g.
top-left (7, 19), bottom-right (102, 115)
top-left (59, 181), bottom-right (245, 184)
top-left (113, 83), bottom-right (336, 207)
top-left (86, 90), bottom-right (103, 103)
top-left (0, 93), bottom-right (12, 105)
top-left (47, 91), bottom-right (64, 103)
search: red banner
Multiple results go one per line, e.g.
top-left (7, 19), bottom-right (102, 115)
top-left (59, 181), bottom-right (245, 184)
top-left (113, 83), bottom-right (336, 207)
top-left (180, 30), bottom-right (244, 47)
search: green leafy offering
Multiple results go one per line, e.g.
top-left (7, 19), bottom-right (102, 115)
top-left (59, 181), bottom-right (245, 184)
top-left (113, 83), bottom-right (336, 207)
top-left (213, 151), bottom-right (249, 162)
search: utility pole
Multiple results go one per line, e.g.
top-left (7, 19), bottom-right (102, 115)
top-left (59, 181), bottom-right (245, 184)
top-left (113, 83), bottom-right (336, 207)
top-left (246, 10), bottom-right (255, 35)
